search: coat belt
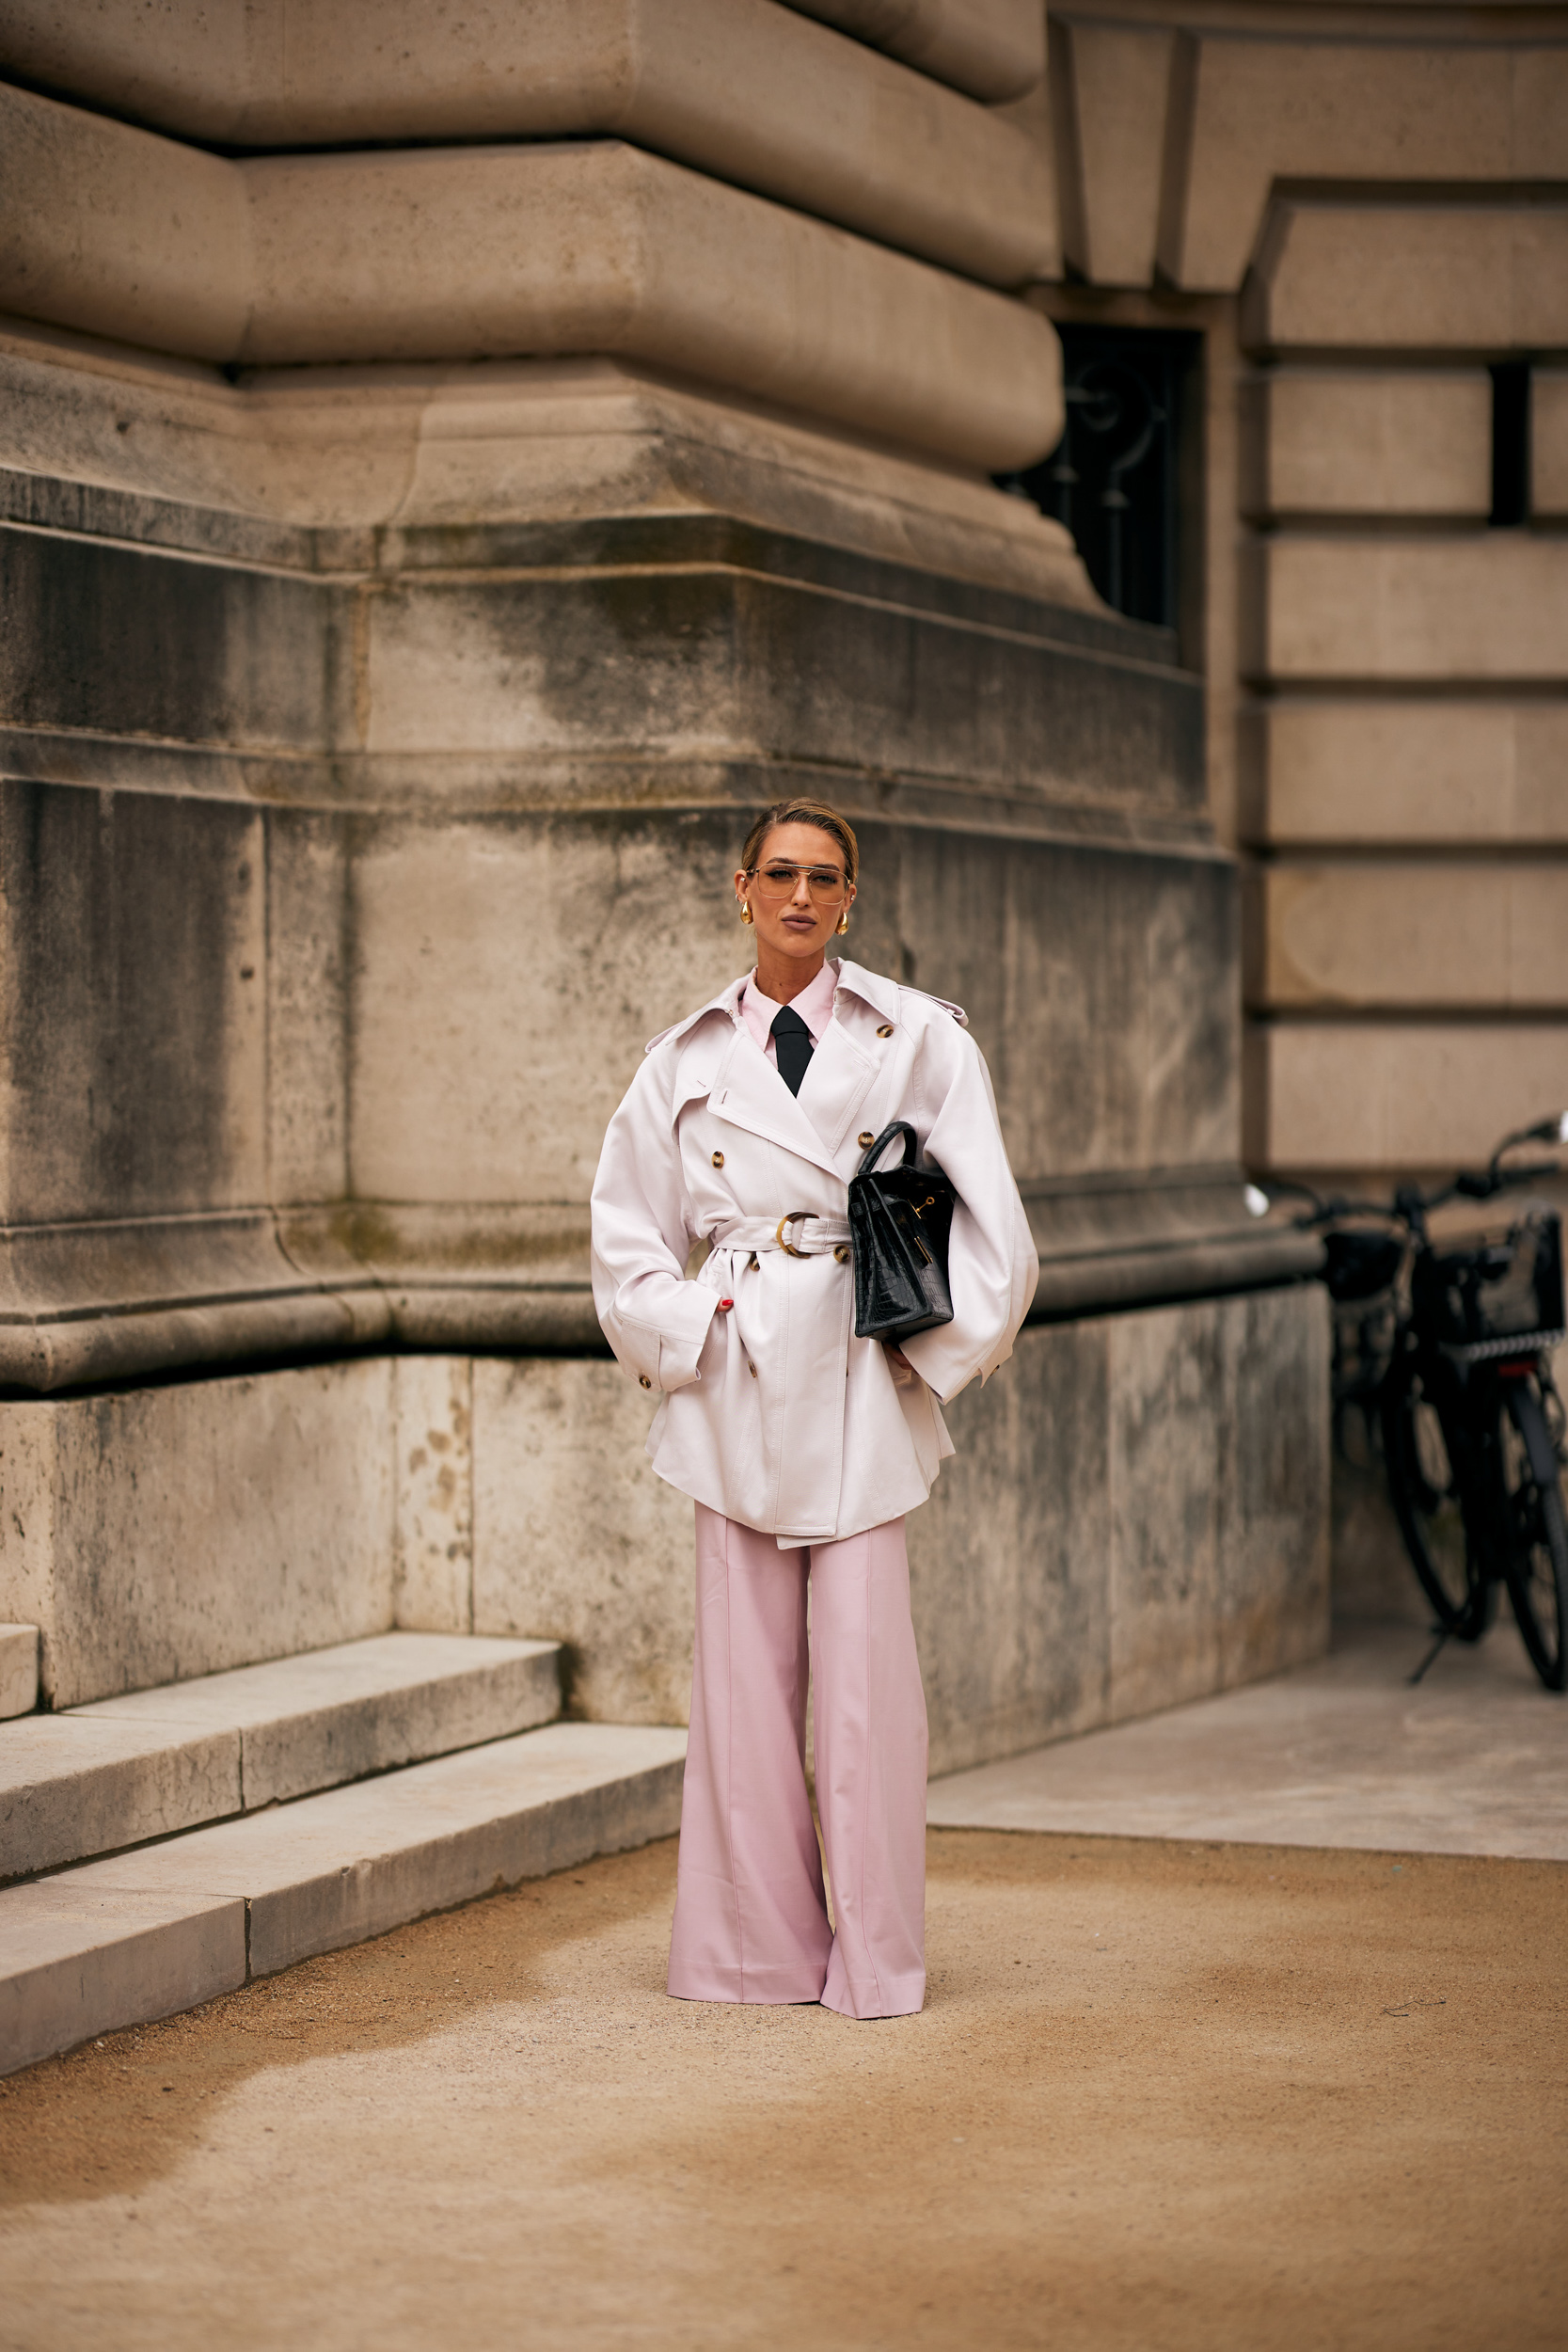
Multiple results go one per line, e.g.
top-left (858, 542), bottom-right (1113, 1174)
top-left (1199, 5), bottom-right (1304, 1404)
top-left (710, 1213), bottom-right (851, 1258)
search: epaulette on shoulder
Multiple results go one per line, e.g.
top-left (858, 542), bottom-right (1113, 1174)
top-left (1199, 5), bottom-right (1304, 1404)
top-left (643, 998), bottom-right (733, 1055)
top-left (899, 986), bottom-right (969, 1029)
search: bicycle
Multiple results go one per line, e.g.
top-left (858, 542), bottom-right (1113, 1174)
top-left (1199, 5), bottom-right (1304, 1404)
top-left (1250, 1112), bottom-right (1568, 1692)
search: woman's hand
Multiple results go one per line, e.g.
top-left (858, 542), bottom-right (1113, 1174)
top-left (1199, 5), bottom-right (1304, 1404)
top-left (882, 1342), bottom-right (917, 1386)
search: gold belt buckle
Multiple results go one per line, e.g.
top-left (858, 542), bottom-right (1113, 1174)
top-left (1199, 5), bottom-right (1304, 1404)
top-left (776, 1210), bottom-right (814, 1258)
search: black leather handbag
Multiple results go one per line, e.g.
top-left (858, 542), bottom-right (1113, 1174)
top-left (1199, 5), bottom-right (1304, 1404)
top-left (847, 1121), bottom-right (958, 1343)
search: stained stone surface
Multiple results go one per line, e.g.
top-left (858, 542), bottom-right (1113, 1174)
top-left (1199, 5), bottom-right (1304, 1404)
top-left (0, 1363), bottom-right (399, 1709)
top-left (0, 1882), bottom-right (245, 2080)
top-left (0, 1282), bottom-right (1328, 1759)
top-left (471, 1359), bottom-right (696, 1728)
top-left (72, 1633), bottom-right (563, 1813)
top-left (908, 1317), bottom-right (1114, 1772)
top-left (912, 1283), bottom-right (1331, 1775)
top-left (0, 1626), bottom-right (39, 1721)
top-left (60, 1722), bottom-right (689, 1980)
top-left (0, 1715), bottom-right (242, 1881)
top-left (0, 332), bottom-right (1302, 1409)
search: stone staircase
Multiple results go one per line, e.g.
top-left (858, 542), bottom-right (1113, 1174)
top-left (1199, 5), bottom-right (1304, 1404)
top-left (0, 1631), bottom-right (686, 2077)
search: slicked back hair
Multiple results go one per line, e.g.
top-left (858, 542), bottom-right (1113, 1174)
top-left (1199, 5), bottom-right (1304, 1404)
top-left (739, 797), bottom-right (859, 886)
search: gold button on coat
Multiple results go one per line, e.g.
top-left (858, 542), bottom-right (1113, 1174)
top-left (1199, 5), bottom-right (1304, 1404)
top-left (639, 1374), bottom-right (652, 1390)
top-left (858, 1132), bottom-right (875, 1147)
top-left (876, 1023), bottom-right (894, 1038)
top-left (834, 1244), bottom-right (850, 1264)
top-left (711, 1151), bottom-right (724, 1168)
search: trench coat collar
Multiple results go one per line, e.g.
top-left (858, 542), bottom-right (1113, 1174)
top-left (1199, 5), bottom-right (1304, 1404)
top-left (647, 962), bottom-right (895, 1183)
top-left (642, 960), bottom-right (901, 1059)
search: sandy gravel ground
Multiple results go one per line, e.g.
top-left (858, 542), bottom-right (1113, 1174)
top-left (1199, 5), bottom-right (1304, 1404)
top-left (0, 1829), bottom-right (1562, 2352)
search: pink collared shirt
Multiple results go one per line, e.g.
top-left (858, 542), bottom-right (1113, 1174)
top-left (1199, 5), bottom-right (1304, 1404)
top-left (739, 960), bottom-right (840, 1071)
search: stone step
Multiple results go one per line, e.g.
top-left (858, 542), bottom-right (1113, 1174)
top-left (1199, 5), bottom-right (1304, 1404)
top-left (0, 1631), bottom-right (563, 1883)
top-left (0, 1719), bottom-right (686, 2077)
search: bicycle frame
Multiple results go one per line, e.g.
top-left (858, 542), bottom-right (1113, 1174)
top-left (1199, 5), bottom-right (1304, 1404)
top-left (1250, 1112), bottom-right (1568, 1689)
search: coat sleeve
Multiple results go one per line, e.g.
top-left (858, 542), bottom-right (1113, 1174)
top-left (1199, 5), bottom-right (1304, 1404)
top-left (590, 1047), bottom-right (720, 1392)
top-left (896, 1017), bottom-right (1038, 1406)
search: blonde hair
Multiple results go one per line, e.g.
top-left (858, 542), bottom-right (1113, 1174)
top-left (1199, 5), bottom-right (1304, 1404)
top-left (740, 797), bottom-right (859, 885)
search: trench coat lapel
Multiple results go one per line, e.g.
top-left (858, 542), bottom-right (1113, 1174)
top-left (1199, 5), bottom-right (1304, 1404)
top-left (705, 1028), bottom-right (846, 1184)
top-left (796, 1017), bottom-right (879, 1159)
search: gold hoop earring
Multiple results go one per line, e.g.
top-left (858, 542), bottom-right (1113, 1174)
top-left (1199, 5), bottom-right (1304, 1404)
top-left (835, 910), bottom-right (849, 935)
top-left (739, 900), bottom-right (753, 926)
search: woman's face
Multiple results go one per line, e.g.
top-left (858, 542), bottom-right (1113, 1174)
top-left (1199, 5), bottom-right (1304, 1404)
top-left (735, 822), bottom-right (857, 967)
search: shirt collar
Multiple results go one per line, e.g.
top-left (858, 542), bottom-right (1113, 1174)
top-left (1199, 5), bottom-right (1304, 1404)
top-left (740, 958), bottom-right (840, 1049)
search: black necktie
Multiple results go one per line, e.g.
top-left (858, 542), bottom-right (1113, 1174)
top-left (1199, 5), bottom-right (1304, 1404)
top-left (770, 1006), bottom-right (814, 1097)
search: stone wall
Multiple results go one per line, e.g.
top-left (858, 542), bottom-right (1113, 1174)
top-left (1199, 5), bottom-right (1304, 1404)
top-left (0, 1), bottom-right (1331, 1750)
top-left (1037, 0), bottom-right (1568, 1186)
top-left (1, 1282), bottom-right (1330, 1771)
top-left (1037, 0), bottom-right (1568, 1611)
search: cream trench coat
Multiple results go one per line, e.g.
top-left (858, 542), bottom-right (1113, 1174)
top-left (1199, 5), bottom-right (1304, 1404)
top-left (590, 960), bottom-right (1038, 1544)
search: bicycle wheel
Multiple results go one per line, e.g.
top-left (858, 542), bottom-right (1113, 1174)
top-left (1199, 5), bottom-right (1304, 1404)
top-left (1382, 1359), bottom-right (1493, 1638)
top-left (1501, 1380), bottom-right (1568, 1692)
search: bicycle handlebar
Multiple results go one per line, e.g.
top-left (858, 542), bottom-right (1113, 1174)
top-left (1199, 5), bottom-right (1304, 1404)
top-left (1248, 1109), bottom-right (1566, 1234)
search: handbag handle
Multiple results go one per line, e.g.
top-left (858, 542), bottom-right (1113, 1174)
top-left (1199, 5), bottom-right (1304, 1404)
top-left (854, 1120), bottom-right (919, 1179)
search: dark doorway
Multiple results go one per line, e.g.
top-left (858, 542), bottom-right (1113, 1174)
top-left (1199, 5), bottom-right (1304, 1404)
top-left (998, 326), bottom-right (1199, 631)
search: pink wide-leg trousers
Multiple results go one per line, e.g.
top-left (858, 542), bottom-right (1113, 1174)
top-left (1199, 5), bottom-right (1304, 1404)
top-left (667, 1503), bottom-right (929, 2019)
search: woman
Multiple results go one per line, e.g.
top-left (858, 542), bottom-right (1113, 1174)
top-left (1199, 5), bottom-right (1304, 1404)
top-left (591, 798), bottom-right (1037, 2019)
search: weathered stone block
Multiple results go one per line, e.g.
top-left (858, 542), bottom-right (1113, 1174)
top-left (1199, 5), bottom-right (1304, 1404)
top-left (0, 341), bottom-right (1089, 612)
top-left (1243, 200), bottom-right (1568, 353)
top-left (0, 1627), bottom-right (37, 1720)
top-left (64, 1722), bottom-right (688, 1977)
top-left (0, 86), bottom-right (1062, 470)
top-left (0, 1716), bottom-right (241, 1882)
top-left (889, 833), bottom-right (1236, 1184)
top-left (1054, 18), bottom-right (1173, 289)
top-left (1104, 1305), bottom-right (1226, 1721)
top-left (1, 1631), bottom-right (562, 1880)
top-left (0, 1362), bottom-right (398, 1708)
top-left (1212, 1283), bottom-right (1332, 1690)
top-left (0, 1882), bottom-right (245, 2077)
top-left (1246, 371), bottom-right (1491, 519)
top-left (0, 782), bottom-right (267, 1223)
top-left (344, 815), bottom-right (1224, 1229)
top-left (348, 540), bottom-right (1182, 791)
top-left (471, 1359), bottom-right (695, 1726)
top-left (917, 1285), bottom-right (1328, 1772)
top-left (0, 520), bottom-right (333, 760)
top-left (0, 0), bottom-right (1053, 289)
top-left (786, 0), bottom-right (1044, 103)
top-left (911, 1318), bottom-right (1112, 1772)
top-left (1247, 1021), bottom-right (1568, 1172)
top-left (1168, 41), bottom-right (1568, 292)
top-left (264, 809), bottom-right (351, 1204)
top-left (1259, 863), bottom-right (1568, 1012)
top-left (1250, 537), bottom-right (1568, 684)
top-left (392, 1359), bottom-right (475, 1633)
top-left (1245, 703), bottom-right (1568, 850)
top-left (76, 1632), bottom-right (562, 1810)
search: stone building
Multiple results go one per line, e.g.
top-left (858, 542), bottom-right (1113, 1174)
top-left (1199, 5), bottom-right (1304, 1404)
top-left (8, 0), bottom-right (1557, 1827)
top-left (1034, 0), bottom-right (1567, 1184)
